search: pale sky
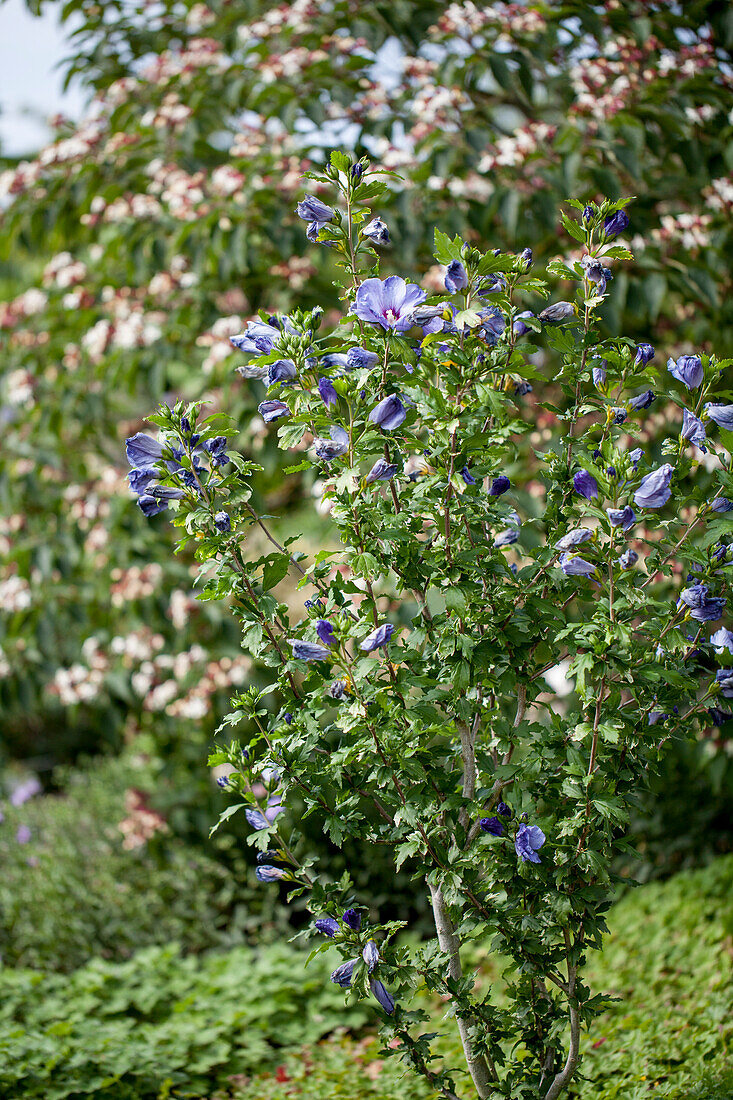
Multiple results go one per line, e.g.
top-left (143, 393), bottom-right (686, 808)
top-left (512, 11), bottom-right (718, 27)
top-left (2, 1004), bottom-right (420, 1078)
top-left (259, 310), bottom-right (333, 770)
top-left (0, 0), bottom-right (85, 155)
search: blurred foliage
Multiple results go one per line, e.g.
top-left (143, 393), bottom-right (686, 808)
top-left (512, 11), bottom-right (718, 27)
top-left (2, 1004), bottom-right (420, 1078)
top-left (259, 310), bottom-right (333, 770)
top-left (0, 0), bottom-right (731, 878)
top-left (0, 752), bottom-right (287, 970)
top-left (622, 728), bottom-right (733, 882)
top-left (0, 854), bottom-right (729, 1098)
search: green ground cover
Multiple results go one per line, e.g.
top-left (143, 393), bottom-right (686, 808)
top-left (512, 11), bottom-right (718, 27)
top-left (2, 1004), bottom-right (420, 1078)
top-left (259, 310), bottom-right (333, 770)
top-left (1, 856), bottom-right (730, 1099)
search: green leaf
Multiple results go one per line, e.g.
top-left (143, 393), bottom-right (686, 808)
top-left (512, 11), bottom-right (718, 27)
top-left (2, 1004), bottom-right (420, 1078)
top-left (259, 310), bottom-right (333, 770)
top-left (262, 557), bottom-right (290, 591)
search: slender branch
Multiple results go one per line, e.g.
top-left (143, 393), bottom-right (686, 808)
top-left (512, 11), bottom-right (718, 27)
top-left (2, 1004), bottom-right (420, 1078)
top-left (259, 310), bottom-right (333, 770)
top-left (543, 931), bottom-right (580, 1100)
top-left (429, 885), bottom-right (497, 1097)
top-left (244, 502), bottom-right (327, 595)
top-left (457, 718), bottom-right (478, 831)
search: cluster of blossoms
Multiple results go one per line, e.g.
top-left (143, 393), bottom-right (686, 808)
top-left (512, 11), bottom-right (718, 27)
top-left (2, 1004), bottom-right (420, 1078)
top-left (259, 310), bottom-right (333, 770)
top-left (118, 788), bottom-right (170, 850)
top-left (570, 35), bottom-right (717, 121)
top-left (432, 2), bottom-right (547, 38)
top-left (127, 152), bottom-right (731, 1100)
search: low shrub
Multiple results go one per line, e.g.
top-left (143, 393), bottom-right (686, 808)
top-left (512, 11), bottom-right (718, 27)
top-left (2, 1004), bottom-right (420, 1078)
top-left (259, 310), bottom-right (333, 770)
top-left (0, 753), bottom-right (284, 971)
top-left (0, 941), bottom-right (368, 1100)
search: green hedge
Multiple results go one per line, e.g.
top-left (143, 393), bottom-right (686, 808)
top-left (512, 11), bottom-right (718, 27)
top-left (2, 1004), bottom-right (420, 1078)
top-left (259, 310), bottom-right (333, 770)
top-left (0, 754), bottom-right (284, 971)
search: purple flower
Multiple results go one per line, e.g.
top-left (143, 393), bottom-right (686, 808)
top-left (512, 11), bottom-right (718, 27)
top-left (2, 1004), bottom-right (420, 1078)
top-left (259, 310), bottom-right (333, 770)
top-left (679, 584), bottom-right (726, 623)
top-left (354, 276), bottom-right (426, 332)
top-left (329, 679), bottom-right (348, 700)
top-left (592, 361), bottom-right (607, 387)
top-left (265, 796), bottom-right (283, 824)
top-left (460, 466), bottom-right (477, 486)
top-left (667, 355), bottom-right (703, 390)
top-left (256, 865), bottom-right (285, 882)
top-left (628, 390), bottom-right (655, 411)
top-left (513, 310), bottom-right (535, 336)
top-left (716, 669), bottom-right (733, 699)
top-left (413, 304), bottom-right (451, 331)
top-left (318, 377), bottom-right (338, 409)
top-left (583, 204), bottom-right (594, 223)
top-left (634, 343), bottom-right (655, 366)
top-left (214, 511), bottom-right (231, 534)
top-left (711, 628), bottom-right (733, 655)
top-left (489, 475), bottom-right (511, 496)
top-left (204, 436), bottom-right (230, 468)
top-left (288, 640), bottom-right (331, 662)
top-left (494, 528), bottom-right (519, 547)
top-left (704, 404), bottom-right (733, 432)
top-left (512, 380), bottom-right (533, 397)
top-left (231, 319), bottom-right (282, 355)
top-left (237, 363), bottom-right (268, 380)
top-left (16, 824), bottom-right (32, 844)
top-left (366, 458), bottom-right (398, 484)
top-left (556, 528), bottom-right (593, 551)
top-left (574, 470), bottom-right (599, 499)
top-left (607, 506), bottom-right (635, 531)
top-left (245, 808), bottom-right (270, 830)
top-left (634, 464), bottom-right (673, 509)
top-left (347, 347), bottom-right (379, 371)
top-left (267, 359), bottom-right (297, 386)
top-left (520, 247), bottom-right (533, 269)
top-left (681, 409), bottom-right (707, 451)
top-left (480, 816), bottom-right (505, 836)
top-left (611, 408), bottom-right (628, 425)
top-left (497, 801), bottom-right (511, 817)
top-left (126, 433), bottom-right (164, 469)
top-left (259, 400), bottom-right (290, 423)
top-left (711, 497), bottom-right (732, 513)
top-left (618, 548), bottom-right (638, 569)
top-left (331, 959), bottom-right (358, 987)
top-left (628, 448), bottom-right (643, 469)
top-left (316, 619), bottom-right (336, 647)
top-left (369, 394), bottom-right (406, 431)
top-left (540, 301), bottom-right (576, 323)
top-left (477, 306), bottom-right (506, 344)
top-left (559, 552), bottom-right (597, 577)
top-left (314, 426), bottom-right (349, 462)
top-left (363, 941), bottom-right (380, 971)
top-left (10, 776), bottom-right (41, 807)
top-left (136, 486), bottom-right (185, 517)
top-left (515, 823), bottom-right (546, 864)
top-left (342, 908), bottom-right (362, 931)
top-left (216, 775), bottom-right (230, 788)
top-left (445, 260), bottom-right (469, 293)
top-left (581, 255), bottom-right (612, 291)
top-left (363, 217), bottom-right (391, 245)
top-left (315, 916), bottom-right (340, 937)
top-left (360, 623), bottom-right (395, 652)
top-left (370, 978), bottom-right (395, 1014)
top-left (296, 194), bottom-right (335, 242)
top-left (603, 210), bottom-right (630, 239)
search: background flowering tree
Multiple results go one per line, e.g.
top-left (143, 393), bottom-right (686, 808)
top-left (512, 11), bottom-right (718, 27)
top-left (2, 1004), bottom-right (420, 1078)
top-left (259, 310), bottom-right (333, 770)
top-left (129, 156), bottom-right (732, 1098)
top-left (2, 0), bottom-right (732, 869)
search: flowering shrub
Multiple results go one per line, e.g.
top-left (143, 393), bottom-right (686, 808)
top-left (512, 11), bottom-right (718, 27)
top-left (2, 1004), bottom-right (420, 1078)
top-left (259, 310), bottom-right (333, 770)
top-left (2, 0), bottom-right (732, 806)
top-left (128, 155), bottom-right (732, 1099)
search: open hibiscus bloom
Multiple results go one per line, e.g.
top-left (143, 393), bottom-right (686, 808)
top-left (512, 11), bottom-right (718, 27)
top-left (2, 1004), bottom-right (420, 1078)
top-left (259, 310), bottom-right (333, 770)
top-left (353, 276), bottom-right (426, 332)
